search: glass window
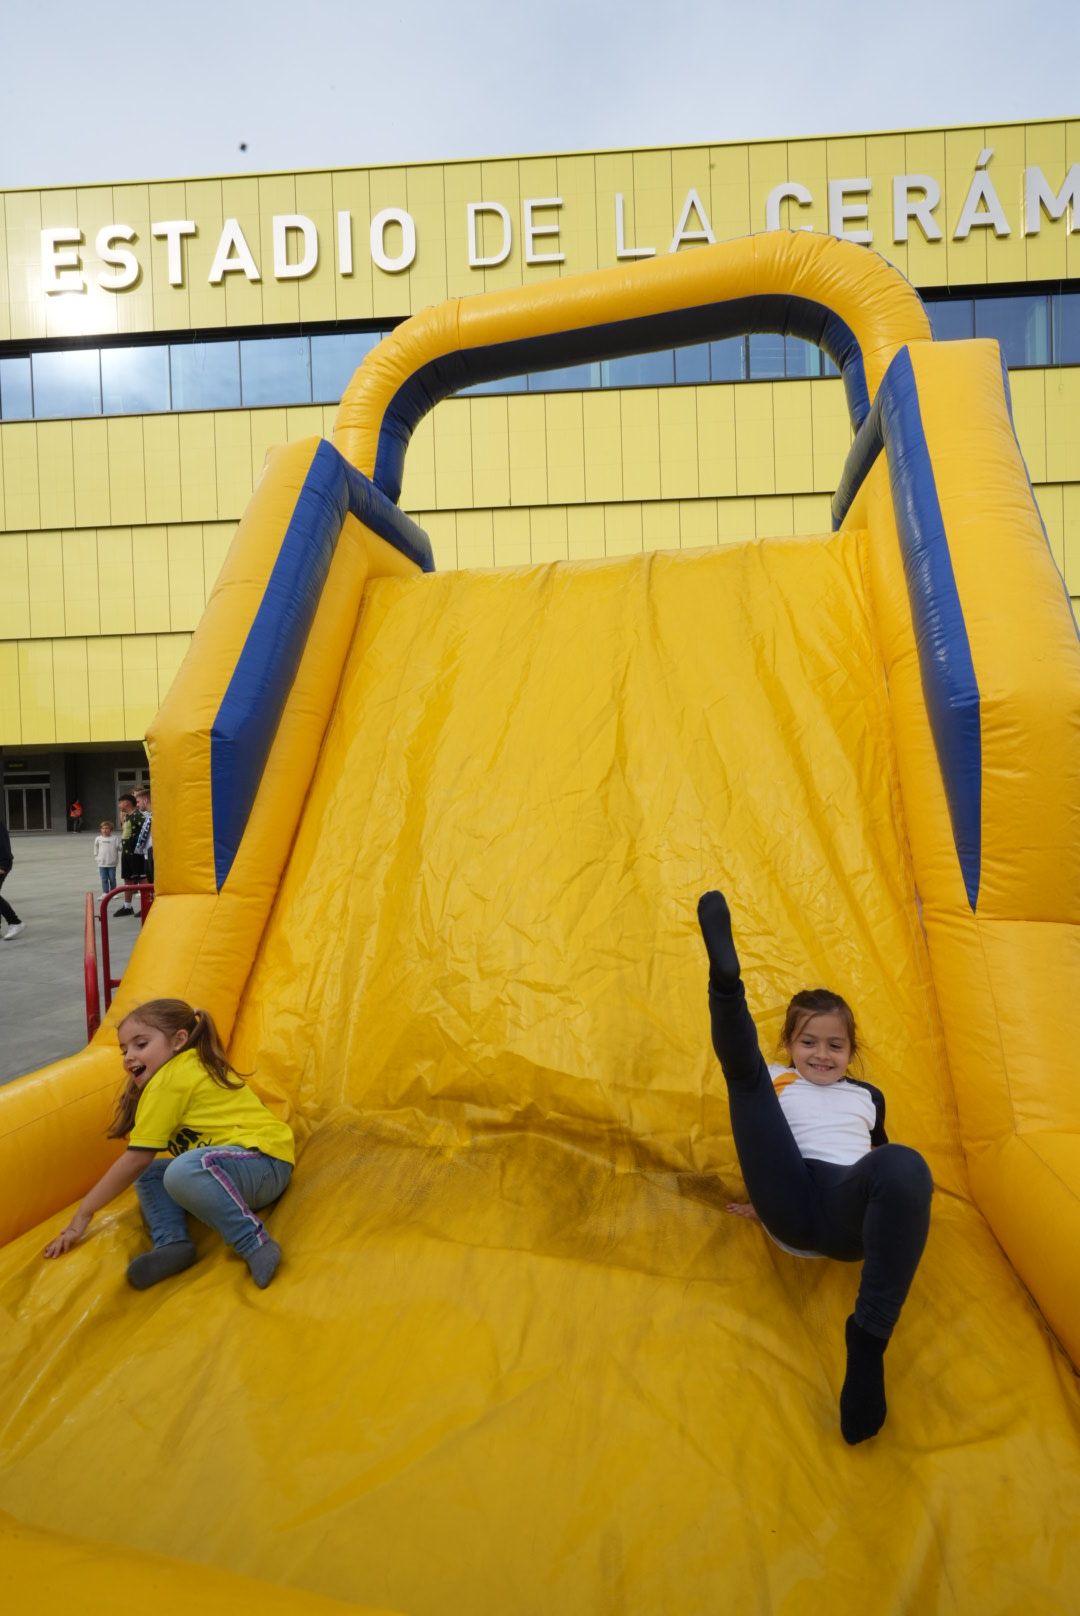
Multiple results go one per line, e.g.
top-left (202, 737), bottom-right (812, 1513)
top-left (459, 373), bottom-right (528, 396)
top-left (101, 344), bottom-right (171, 414)
top-left (170, 342), bottom-right (240, 411)
top-left (821, 352), bottom-right (840, 378)
top-left (926, 299), bottom-right (974, 341)
top-left (674, 343), bottom-right (711, 384)
top-left (32, 348), bottom-right (101, 418)
top-left (709, 337), bottom-right (746, 382)
top-left (240, 336), bottom-right (311, 406)
top-left (748, 332), bottom-right (786, 380)
top-left (0, 356), bottom-right (32, 419)
top-left (1053, 291), bottom-right (1080, 365)
top-left (528, 360), bottom-right (601, 392)
top-left (311, 331), bottom-right (383, 402)
top-left (785, 336), bottom-right (820, 378)
top-left (975, 294), bottom-right (1050, 368)
top-left (601, 350), bottom-right (675, 387)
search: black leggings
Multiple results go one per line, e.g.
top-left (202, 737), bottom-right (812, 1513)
top-left (709, 980), bottom-right (932, 1338)
top-left (0, 871), bottom-right (19, 927)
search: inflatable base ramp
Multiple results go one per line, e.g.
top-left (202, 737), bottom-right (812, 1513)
top-left (2, 534), bottom-right (1080, 1615)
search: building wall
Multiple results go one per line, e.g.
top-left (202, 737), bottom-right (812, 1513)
top-left (2, 119), bottom-right (1079, 779)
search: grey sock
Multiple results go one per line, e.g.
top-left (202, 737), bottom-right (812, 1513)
top-left (127, 1240), bottom-right (197, 1290)
top-left (245, 1239), bottom-right (282, 1289)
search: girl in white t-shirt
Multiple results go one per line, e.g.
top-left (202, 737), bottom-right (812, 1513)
top-left (697, 891), bottom-right (932, 1445)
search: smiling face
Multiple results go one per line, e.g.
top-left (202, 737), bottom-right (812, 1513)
top-left (118, 1016), bottom-right (189, 1088)
top-left (787, 1010), bottom-right (852, 1086)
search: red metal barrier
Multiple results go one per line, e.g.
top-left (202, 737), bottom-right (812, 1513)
top-left (98, 882), bottom-right (156, 1013)
top-left (84, 892), bottom-right (100, 1042)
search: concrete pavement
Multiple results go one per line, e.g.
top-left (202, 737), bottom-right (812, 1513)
top-left (1, 834), bottom-right (143, 1084)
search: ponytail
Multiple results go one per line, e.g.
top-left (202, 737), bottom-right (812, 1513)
top-left (107, 998), bottom-right (243, 1139)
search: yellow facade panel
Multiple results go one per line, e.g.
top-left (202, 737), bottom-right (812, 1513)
top-left (433, 401), bottom-right (474, 511)
top-left (147, 181), bottom-right (192, 331)
top-left (142, 413), bottom-right (182, 524)
top-left (247, 409), bottom-right (288, 489)
top-left (421, 510), bottom-right (458, 571)
top-left (1068, 121), bottom-right (1080, 281)
top-left (566, 504), bottom-right (606, 561)
top-left (715, 495), bottom-right (755, 544)
top-left (0, 200), bottom-right (10, 344)
top-left (747, 144), bottom-right (789, 234)
top-left (0, 643), bottom-right (20, 742)
top-left (111, 183), bottom-right (155, 337)
top-left (467, 397), bottom-right (512, 509)
top-left (695, 386), bottom-right (738, 498)
top-left (295, 172), bottom-right (337, 324)
top-left (581, 391), bottom-right (623, 504)
top-left (641, 499), bottom-right (680, 553)
top-left (454, 509), bottom-right (495, 569)
top-left (51, 637), bottom-right (90, 741)
top-left (983, 125), bottom-right (1027, 285)
top-left (405, 166), bottom-right (449, 313)
top-left (476, 159), bottom-right (522, 298)
top-left (121, 633), bottom-right (161, 737)
top-left (792, 493), bottom-right (833, 533)
top-left (789, 139), bottom-right (829, 240)
top-left (518, 157), bottom-right (564, 288)
top-left (865, 135), bottom-right (908, 276)
top-left (506, 394), bottom-right (548, 507)
top-left (771, 380), bottom-right (814, 494)
top-left (330, 169), bottom-right (374, 319)
top-left (96, 528), bottom-right (135, 635)
top-left (734, 385), bottom-right (776, 494)
top-left (183, 179), bottom-right (226, 329)
top-left (678, 499), bottom-right (719, 551)
top-left (368, 169), bottom-right (412, 319)
top-left (603, 500), bottom-right (643, 556)
top-left (944, 126), bottom-right (991, 286)
top-left (1008, 371), bottom-right (1047, 481)
top-left (557, 154), bottom-right (599, 276)
top-left (87, 636), bottom-right (125, 740)
top-left (106, 416), bottom-right (148, 527)
top-left (155, 632), bottom-right (191, 704)
top-left (529, 505), bottom-right (569, 562)
top-left (754, 494), bottom-right (795, 538)
top-left (491, 507), bottom-right (532, 568)
top-left (1063, 484), bottom-right (1080, 596)
top-left (220, 177), bottom-right (264, 329)
top-left (620, 389), bottom-right (661, 502)
top-left (441, 161), bottom-right (484, 302)
top-left (401, 411), bottom-right (436, 513)
top-left (212, 413), bottom-right (252, 518)
top-left (902, 130), bottom-right (948, 289)
top-left (26, 530), bottom-right (64, 638)
top-left (2, 422), bottom-right (41, 532)
top-left (658, 388), bottom-right (699, 500)
top-left (71, 419), bottom-right (112, 527)
top-left (670, 147), bottom-right (717, 252)
top-left (3, 191), bottom-right (44, 342)
top-left (543, 393), bottom-right (586, 507)
top-left (630, 149), bottom-right (675, 260)
top-left (810, 379), bottom-right (852, 489)
top-left (709, 144), bottom-right (751, 240)
top-left (1023, 123), bottom-right (1068, 281)
top-left (132, 527), bottom-right (171, 634)
top-left (1044, 371), bottom-right (1080, 483)
top-left (594, 153), bottom-right (647, 265)
top-left (164, 524), bottom-right (205, 630)
top-left (1037, 484), bottom-right (1065, 570)
top-left (202, 522), bottom-right (235, 595)
top-left (35, 422), bottom-right (76, 530)
top-left (61, 529), bottom-right (101, 638)
top-left (256, 175), bottom-right (301, 328)
top-left (178, 414), bottom-right (219, 521)
top-left (1, 533), bottom-right (30, 636)
top-left (17, 639), bottom-right (55, 743)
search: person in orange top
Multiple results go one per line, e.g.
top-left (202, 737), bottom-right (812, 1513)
top-left (44, 998), bottom-right (294, 1290)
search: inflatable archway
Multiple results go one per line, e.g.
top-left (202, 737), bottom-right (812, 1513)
top-left (2, 233), bottom-right (1079, 1614)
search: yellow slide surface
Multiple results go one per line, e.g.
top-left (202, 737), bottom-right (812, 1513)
top-left (3, 236), bottom-right (1080, 1614)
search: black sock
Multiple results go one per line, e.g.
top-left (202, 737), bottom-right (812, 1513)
top-left (696, 891), bottom-right (742, 991)
top-left (840, 1314), bottom-right (888, 1444)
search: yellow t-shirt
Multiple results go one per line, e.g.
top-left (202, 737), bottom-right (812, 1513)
top-left (128, 1048), bottom-right (295, 1164)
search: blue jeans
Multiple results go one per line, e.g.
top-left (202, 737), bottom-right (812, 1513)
top-left (135, 1147), bottom-right (293, 1258)
top-left (99, 867), bottom-right (117, 893)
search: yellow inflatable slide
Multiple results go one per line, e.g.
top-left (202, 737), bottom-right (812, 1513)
top-left (2, 234), bottom-right (1080, 1615)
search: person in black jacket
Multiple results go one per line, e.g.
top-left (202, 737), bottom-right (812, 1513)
top-left (0, 821), bottom-right (26, 939)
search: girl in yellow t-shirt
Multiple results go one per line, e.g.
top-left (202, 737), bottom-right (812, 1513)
top-left (44, 998), bottom-right (294, 1291)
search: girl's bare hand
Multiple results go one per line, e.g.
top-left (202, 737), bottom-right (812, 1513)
top-left (725, 1202), bottom-right (760, 1222)
top-left (43, 1212), bottom-right (91, 1258)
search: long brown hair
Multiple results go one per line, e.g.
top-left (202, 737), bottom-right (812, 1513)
top-left (779, 988), bottom-right (858, 1062)
top-left (107, 998), bottom-right (243, 1139)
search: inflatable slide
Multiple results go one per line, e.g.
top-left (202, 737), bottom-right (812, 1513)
top-left (2, 234), bottom-right (1080, 1614)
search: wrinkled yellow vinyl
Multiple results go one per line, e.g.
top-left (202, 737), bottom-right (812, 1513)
top-left (3, 538), bottom-right (1080, 1613)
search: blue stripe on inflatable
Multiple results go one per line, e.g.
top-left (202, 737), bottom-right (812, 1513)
top-left (832, 391), bottom-right (885, 529)
top-left (372, 294), bottom-right (870, 505)
top-left (877, 347), bottom-right (982, 910)
top-left (210, 441), bottom-right (434, 889)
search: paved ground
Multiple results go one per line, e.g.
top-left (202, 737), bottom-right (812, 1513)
top-left (1, 835), bottom-right (144, 1085)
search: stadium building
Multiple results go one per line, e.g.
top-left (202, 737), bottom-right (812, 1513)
top-left (1, 116), bottom-right (1078, 831)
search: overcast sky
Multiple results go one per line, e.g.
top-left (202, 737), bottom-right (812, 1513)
top-left (1, 0), bottom-right (1076, 189)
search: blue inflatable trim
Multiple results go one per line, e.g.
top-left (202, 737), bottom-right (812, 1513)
top-left (877, 347), bottom-right (982, 910)
top-left (371, 294), bottom-right (870, 505)
top-left (210, 441), bottom-right (433, 889)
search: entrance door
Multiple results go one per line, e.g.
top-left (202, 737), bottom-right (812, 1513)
top-left (114, 765), bottom-right (151, 802)
top-left (4, 779), bottom-right (52, 832)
